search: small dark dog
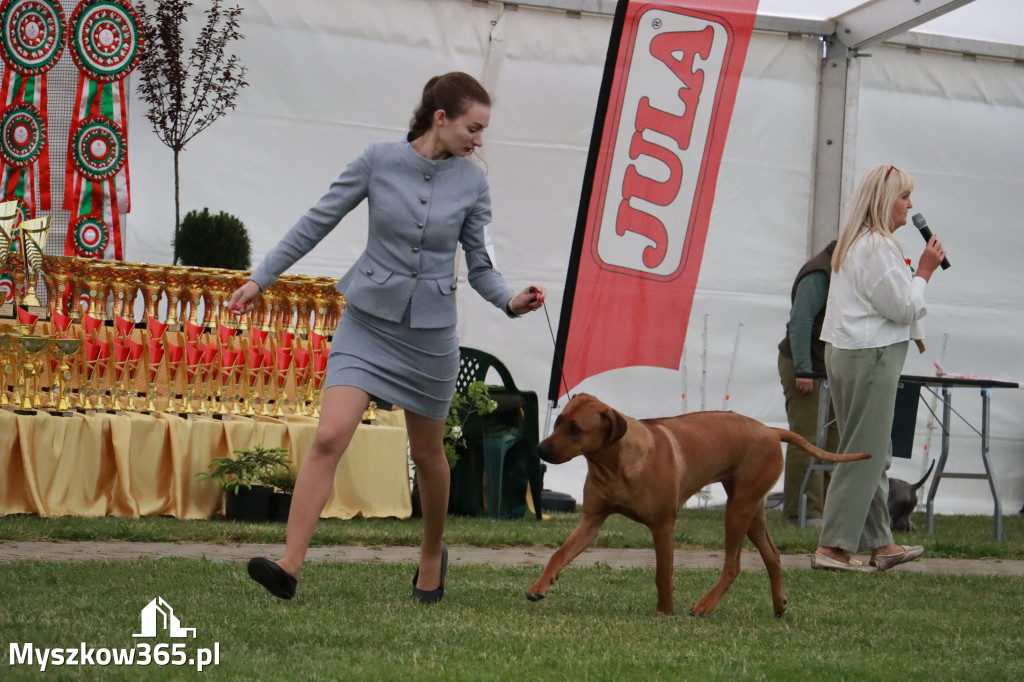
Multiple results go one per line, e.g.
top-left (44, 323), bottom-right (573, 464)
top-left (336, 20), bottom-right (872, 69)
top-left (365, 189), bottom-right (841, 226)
top-left (888, 461), bottom-right (935, 532)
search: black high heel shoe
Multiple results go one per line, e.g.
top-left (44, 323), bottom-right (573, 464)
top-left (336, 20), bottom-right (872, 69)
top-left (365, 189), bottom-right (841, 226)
top-left (412, 545), bottom-right (448, 604)
top-left (247, 557), bottom-right (297, 600)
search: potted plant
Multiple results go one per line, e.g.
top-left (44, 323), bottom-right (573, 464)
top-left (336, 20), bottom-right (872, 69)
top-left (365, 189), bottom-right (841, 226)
top-left (196, 444), bottom-right (294, 522)
top-left (443, 381), bottom-right (497, 469)
top-left (411, 381), bottom-right (495, 517)
top-left (259, 467), bottom-right (297, 522)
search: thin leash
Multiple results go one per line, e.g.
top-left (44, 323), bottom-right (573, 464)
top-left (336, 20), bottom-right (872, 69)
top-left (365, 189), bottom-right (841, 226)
top-left (538, 300), bottom-right (572, 401)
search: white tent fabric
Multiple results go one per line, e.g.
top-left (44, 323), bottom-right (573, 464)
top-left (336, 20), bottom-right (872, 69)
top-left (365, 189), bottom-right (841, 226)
top-left (123, 0), bottom-right (1023, 515)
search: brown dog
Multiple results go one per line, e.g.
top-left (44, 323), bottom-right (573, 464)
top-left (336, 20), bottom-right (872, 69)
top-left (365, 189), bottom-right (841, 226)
top-left (526, 393), bottom-right (869, 617)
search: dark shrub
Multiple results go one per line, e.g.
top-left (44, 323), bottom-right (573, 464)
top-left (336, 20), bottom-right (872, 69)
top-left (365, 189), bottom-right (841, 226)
top-left (173, 208), bottom-right (252, 270)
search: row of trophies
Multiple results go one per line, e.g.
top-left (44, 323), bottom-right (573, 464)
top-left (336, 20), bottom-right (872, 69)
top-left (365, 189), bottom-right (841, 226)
top-left (1, 203), bottom-right (345, 417)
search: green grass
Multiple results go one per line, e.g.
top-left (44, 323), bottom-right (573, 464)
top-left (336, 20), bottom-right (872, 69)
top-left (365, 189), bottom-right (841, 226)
top-left (1, 559), bottom-right (1022, 681)
top-left (1, 509), bottom-right (1020, 560)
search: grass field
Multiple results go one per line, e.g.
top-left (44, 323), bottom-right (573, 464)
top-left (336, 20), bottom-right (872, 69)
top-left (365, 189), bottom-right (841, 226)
top-left (1, 508), bottom-right (1020, 560)
top-left (1, 510), bottom-right (1022, 680)
top-left (2, 559), bottom-right (1022, 681)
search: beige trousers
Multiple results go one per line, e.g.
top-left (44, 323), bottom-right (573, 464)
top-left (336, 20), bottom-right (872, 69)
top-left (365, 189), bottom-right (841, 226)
top-left (819, 341), bottom-right (908, 553)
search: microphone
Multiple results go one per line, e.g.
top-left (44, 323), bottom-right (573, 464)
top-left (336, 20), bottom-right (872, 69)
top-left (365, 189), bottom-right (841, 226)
top-left (911, 213), bottom-right (951, 270)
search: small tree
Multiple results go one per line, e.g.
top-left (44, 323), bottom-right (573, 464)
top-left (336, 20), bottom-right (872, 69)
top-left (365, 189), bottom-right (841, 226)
top-left (173, 208), bottom-right (252, 269)
top-left (136, 0), bottom-right (249, 265)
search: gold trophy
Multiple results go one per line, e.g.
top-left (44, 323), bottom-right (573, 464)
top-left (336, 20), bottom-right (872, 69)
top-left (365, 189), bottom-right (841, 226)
top-left (18, 216), bottom-right (51, 309)
top-left (0, 329), bottom-right (15, 407)
top-left (184, 271), bottom-right (208, 328)
top-left (165, 339), bottom-right (184, 414)
top-left (17, 335), bottom-right (49, 410)
top-left (0, 201), bottom-right (18, 298)
top-left (260, 286), bottom-right (282, 333)
top-left (0, 200), bottom-right (17, 240)
top-left (85, 267), bottom-right (113, 321)
top-left (109, 263), bottom-right (140, 320)
top-left (312, 282), bottom-right (334, 337)
top-left (139, 275), bottom-right (164, 323)
top-left (277, 277), bottom-right (301, 335)
top-left (51, 338), bottom-right (82, 412)
top-left (206, 273), bottom-right (235, 336)
top-left (258, 348), bottom-right (274, 416)
top-left (63, 257), bottom-right (90, 322)
top-left (112, 345), bottom-right (129, 411)
top-left (40, 254), bottom-right (72, 321)
top-left (161, 267), bottom-right (183, 326)
top-left (143, 338), bottom-right (162, 413)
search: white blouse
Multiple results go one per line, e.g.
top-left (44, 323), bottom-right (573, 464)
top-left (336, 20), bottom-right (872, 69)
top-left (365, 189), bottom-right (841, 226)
top-left (820, 231), bottom-right (928, 350)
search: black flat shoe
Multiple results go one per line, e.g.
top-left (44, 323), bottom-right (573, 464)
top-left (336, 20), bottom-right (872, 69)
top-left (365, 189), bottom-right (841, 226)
top-left (247, 557), bottom-right (297, 600)
top-left (412, 545), bottom-right (448, 604)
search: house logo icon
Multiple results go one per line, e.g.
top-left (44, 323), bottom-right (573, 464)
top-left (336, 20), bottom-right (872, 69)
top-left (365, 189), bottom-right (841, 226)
top-left (133, 597), bottom-right (197, 639)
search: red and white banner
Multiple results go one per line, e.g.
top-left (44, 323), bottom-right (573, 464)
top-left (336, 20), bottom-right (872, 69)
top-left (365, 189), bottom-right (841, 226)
top-left (549, 0), bottom-right (759, 402)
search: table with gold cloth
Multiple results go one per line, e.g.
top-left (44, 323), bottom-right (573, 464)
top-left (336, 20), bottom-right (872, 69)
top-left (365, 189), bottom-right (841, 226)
top-left (0, 409), bottom-right (412, 520)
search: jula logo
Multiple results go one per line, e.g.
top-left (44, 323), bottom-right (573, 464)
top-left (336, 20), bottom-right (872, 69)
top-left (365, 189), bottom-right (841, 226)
top-left (594, 8), bottom-right (731, 280)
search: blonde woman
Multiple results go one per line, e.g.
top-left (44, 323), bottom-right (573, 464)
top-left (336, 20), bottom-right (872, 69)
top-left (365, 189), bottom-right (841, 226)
top-left (811, 164), bottom-right (946, 572)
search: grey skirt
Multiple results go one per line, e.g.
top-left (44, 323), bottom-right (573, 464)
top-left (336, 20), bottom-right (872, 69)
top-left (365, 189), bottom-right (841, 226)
top-left (324, 303), bottom-right (459, 420)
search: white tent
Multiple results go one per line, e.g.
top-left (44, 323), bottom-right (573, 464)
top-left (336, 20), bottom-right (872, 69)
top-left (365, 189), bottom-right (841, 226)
top-left (120, 0), bottom-right (1023, 515)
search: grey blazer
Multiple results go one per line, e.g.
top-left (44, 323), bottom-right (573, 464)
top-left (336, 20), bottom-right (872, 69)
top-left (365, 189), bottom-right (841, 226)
top-left (249, 140), bottom-right (515, 329)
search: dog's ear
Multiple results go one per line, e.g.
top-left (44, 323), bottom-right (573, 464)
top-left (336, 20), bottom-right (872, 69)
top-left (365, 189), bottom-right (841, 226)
top-left (601, 408), bottom-right (628, 446)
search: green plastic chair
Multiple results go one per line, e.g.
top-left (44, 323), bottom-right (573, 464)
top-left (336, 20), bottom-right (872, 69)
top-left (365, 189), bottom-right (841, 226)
top-left (450, 347), bottom-right (544, 519)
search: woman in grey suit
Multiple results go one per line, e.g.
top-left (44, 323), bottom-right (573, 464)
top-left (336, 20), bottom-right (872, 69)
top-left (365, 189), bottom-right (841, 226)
top-left (229, 72), bottom-right (545, 603)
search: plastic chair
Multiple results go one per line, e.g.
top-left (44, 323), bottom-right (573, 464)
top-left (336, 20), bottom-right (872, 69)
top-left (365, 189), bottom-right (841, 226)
top-left (450, 347), bottom-right (544, 519)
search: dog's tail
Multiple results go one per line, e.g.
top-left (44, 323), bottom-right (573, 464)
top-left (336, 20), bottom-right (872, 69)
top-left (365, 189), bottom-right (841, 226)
top-left (911, 460), bottom-right (936, 491)
top-left (773, 429), bottom-right (871, 462)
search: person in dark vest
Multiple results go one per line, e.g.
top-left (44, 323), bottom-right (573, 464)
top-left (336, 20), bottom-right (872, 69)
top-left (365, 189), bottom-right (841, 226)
top-left (778, 240), bottom-right (840, 526)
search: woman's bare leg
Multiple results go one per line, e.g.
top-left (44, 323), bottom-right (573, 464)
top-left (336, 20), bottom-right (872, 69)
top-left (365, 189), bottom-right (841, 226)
top-left (275, 385), bottom-right (369, 577)
top-left (405, 410), bottom-right (449, 591)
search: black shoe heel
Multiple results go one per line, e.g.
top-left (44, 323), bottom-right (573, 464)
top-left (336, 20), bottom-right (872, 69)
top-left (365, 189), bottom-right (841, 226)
top-left (412, 545), bottom-right (448, 604)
